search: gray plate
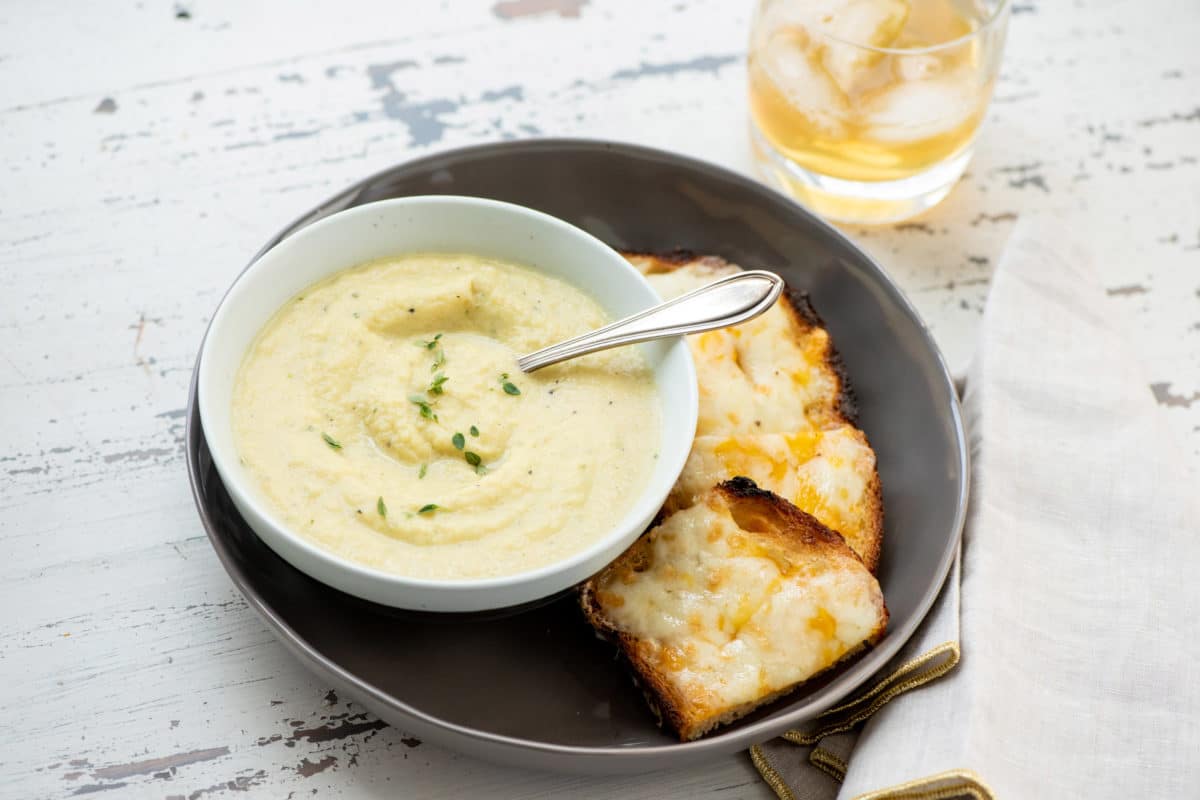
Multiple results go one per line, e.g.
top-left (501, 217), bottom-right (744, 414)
top-left (185, 139), bottom-right (967, 774)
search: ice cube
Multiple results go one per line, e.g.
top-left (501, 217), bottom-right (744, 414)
top-left (895, 53), bottom-right (944, 82)
top-left (755, 0), bottom-right (886, 52)
top-left (753, 0), bottom-right (841, 51)
top-left (757, 0), bottom-right (852, 29)
top-left (860, 71), bottom-right (979, 142)
top-left (816, 0), bottom-right (910, 46)
top-left (758, 29), bottom-right (851, 137)
top-left (818, 0), bottom-right (911, 94)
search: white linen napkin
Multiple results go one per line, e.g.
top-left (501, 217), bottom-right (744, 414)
top-left (752, 218), bottom-right (1200, 798)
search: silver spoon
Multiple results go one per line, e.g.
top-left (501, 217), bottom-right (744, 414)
top-left (517, 270), bottom-right (785, 373)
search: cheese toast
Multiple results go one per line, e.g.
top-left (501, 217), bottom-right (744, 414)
top-left (666, 426), bottom-right (882, 572)
top-left (624, 251), bottom-right (883, 571)
top-left (580, 478), bottom-right (888, 741)
top-left (624, 251), bottom-right (856, 433)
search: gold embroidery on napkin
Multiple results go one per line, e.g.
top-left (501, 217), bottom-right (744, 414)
top-left (782, 641), bottom-right (961, 746)
top-left (850, 769), bottom-right (995, 800)
top-left (750, 642), bottom-right (964, 799)
top-left (750, 745), bottom-right (799, 800)
top-left (751, 549), bottom-right (966, 798)
top-left (809, 747), bottom-right (849, 783)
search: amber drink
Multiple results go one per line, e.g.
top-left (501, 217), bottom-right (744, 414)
top-left (748, 0), bottom-right (1009, 223)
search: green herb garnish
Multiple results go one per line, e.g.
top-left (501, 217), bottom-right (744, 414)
top-left (452, 432), bottom-right (465, 450)
top-left (469, 425), bottom-right (480, 437)
top-left (464, 451), bottom-right (482, 467)
top-left (429, 372), bottom-right (448, 395)
top-left (420, 333), bottom-right (443, 350)
top-left (377, 496), bottom-right (387, 518)
top-left (498, 373), bottom-right (520, 395)
top-left (431, 350), bottom-right (446, 371)
top-left (321, 432), bottom-right (342, 450)
top-left (418, 503), bottom-right (440, 514)
top-left (418, 463), bottom-right (428, 479)
top-left (409, 394), bottom-right (438, 421)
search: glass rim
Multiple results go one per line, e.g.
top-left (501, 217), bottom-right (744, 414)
top-left (812, 0), bottom-right (1010, 56)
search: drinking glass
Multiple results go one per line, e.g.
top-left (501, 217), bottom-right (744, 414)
top-left (748, 0), bottom-right (1010, 223)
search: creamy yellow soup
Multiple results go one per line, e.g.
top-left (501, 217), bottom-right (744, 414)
top-left (232, 254), bottom-right (661, 580)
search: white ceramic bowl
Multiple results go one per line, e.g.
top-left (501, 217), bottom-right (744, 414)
top-left (198, 196), bottom-right (698, 612)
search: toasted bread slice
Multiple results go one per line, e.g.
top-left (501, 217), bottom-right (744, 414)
top-left (624, 251), bottom-right (856, 433)
top-left (623, 251), bottom-right (883, 570)
top-left (666, 427), bottom-right (883, 572)
top-left (581, 478), bottom-right (888, 741)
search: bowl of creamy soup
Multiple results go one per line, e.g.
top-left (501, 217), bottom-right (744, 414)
top-left (198, 196), bottom-right (698, 612)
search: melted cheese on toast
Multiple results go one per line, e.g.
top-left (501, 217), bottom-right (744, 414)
top-left (629, 254), bottom-right (847, 434)
top-left (581, 253), bottom-right (889, 740)
top-left (668, 425), bottom-right (881, 570)
top-left (625, 252), bottom-right (883, 569)
top-left (583, 480), bottom-right (887, 741)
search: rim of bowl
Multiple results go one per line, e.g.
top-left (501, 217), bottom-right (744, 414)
top-left (197, 194), bottom-right (698, 601)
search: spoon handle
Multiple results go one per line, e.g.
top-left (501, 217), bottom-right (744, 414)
top-left (517, 270), bottom-right (785, 373)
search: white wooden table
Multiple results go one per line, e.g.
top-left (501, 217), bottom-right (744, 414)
top-left (4, 1), bottom-right (1198, 797)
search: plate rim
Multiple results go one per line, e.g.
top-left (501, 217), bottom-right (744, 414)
top-left (185, 136), bottom-right (969, 770)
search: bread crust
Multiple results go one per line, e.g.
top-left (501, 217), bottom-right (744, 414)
top-left (780, 286), bottom-right (859, 427)
top-left (852, 471), bottom-right (884, 573)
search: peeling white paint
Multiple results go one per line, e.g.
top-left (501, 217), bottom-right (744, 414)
top-left (3, 0), bottom-right (1199, 797)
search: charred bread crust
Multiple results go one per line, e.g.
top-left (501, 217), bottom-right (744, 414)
top-left (619, 248), bottom-right (704, 266)
top-left (619, 250), bottom-right (729, 272)
top-left (720, 437), bottom-right (884, 574)
top-left (716, 477), bottom-right (863, 559)
top-left (781, 286), bottom-right (859, 427)
top-left (668, 463), bottom-right (882, 573)
top-left (718, 474), bottom-right (777, 500)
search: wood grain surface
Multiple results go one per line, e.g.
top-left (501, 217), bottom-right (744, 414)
top-left (3, 0), bottom-right (1198, 797)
